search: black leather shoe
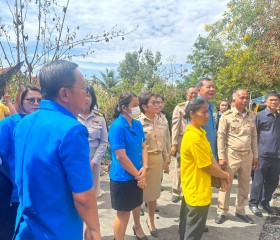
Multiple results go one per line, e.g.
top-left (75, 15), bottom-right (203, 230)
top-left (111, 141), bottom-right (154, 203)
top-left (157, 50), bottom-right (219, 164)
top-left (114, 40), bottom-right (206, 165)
top-left (249, 205), bottom-right (263, 217)
top-left (215, 215), bottom-right (225, 224)
top-left (262, 204), bottom-right (278, 215)
top-left (132, 226), bottom-right (148, 240)
top-left (235, 213), bottom-right (254, 224)
top-left (146, 220), bottom-right (158, 238)
top-left (171, 195), bottom-right (180, 203)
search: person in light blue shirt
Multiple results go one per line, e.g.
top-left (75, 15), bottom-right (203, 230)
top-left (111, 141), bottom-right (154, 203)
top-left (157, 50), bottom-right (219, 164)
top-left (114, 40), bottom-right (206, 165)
top-left (109, 93), bottom-right (148, 240)
top-left (0, 85), bottom-right (41, 240)
top-left (196, 78), bottom-right (217, 159)
top-left (14, 60), bottom-right (101, 240)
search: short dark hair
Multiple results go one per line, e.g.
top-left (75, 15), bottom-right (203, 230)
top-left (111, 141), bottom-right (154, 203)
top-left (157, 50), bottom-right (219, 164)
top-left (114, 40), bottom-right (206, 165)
top-left (184, 99), bottom-right (207, 120)
top-left (14, 85), bottom-right (41, 114)
top-left (39, 60), bottom-right (78, 99)
top-left (264, 91), bottom-right (280, 101)
top-left (155, 94), bottom-right (164, 102)
top-left (86, 85), bottom-right (98, 111)
top-left (186, 86), bottom-right (196, 95)
top-left (196, 77), bottom-right (212, 89)
top-left (139, 92), bottom-right (156, 113)
top-left (113, 92), bottom-right (138, 119)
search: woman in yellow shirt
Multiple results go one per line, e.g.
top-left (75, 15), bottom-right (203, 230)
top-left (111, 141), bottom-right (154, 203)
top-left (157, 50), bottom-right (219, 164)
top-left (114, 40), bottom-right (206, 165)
top-left (180, 99), bottom-right (230, 240)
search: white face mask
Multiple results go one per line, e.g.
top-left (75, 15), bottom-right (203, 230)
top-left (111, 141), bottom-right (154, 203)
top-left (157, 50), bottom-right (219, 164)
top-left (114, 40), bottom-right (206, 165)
top-left (127, 106), bottom-right (141, 119)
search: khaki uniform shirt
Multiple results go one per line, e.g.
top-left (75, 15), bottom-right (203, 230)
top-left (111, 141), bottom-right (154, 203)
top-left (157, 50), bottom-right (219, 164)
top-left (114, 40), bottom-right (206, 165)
top-left (171, 101), bottom-right (189, 150)
top-left (77, 110), bottom-right (108, 165)
top-left (217, 107), bottom-right (258, 160)
top-left (138, 113), bottom-right (169, 165)
top-left (158, 112), bottom-right (171, 164)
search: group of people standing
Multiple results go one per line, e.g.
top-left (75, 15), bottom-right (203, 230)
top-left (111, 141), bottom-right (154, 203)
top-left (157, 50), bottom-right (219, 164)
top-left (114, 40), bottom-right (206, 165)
top-left (0, 59), bottom-right (279, 240)
top-left (170, 78), bottom-right (280, 240)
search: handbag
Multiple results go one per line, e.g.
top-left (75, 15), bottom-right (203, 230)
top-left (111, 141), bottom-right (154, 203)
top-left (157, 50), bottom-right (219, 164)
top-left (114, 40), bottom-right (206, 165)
top-left (211, 176), bottom-right (221, 188)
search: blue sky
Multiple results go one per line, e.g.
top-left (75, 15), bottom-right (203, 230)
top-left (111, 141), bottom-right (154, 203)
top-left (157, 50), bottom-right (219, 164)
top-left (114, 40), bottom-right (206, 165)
top-left (0, 0), bottom-right (229, 80)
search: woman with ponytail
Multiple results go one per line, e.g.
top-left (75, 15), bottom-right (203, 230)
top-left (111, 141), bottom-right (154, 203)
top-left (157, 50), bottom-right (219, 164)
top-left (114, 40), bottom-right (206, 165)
top-left (109, 93), bottom-right (148, 240)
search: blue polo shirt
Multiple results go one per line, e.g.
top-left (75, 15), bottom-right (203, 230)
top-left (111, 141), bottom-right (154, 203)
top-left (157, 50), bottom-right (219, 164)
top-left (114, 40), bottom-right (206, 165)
top-left (14, 100), bottom-right (93, 240)
top-left (109, 114), bottom-right (145, 182)
top-left (256, 108), bottom-right (280, 158)
top-left (0, 113), bottom-right (24, 202)
top-left (197, 96), bottom-right (217, 159)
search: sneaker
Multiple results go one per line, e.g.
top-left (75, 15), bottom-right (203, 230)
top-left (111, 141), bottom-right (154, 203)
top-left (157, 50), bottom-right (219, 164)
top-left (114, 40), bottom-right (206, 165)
top-left (249, 205), bottom-right (263, 217)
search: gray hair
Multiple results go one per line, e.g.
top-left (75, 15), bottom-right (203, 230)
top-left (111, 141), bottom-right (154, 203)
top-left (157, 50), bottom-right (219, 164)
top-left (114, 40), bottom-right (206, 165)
top-left (232, 90), bottom-right (247, 100)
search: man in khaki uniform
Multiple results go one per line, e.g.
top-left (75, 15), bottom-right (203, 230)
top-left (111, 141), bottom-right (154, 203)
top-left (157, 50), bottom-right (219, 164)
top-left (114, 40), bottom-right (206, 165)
top-left (215, 90), bottom-right (259, 224)
top-left (170, 87), bottom-right (197, 202)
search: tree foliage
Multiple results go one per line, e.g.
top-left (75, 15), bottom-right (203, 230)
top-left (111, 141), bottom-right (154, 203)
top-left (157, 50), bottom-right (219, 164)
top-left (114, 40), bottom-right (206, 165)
top-left (98, 68), bottom-right (119, 89)
top-left (118, 48), bottom-right (162, 86)
top-left (187, 0), bottom-right (280, 101)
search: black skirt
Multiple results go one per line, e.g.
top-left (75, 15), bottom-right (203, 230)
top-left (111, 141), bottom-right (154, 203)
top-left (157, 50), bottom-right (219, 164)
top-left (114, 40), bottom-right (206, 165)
top-left (110, 179), bottom-right (143, 211)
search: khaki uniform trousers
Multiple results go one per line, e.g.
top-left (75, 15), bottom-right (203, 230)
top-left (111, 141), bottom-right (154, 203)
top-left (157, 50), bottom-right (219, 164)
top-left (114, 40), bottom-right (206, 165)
top-left (172, 135), bottom-right (183, 196)
top-left (144, 154), bottom-right (163, 202)
top-left (217, 148), bottom-right (253, 216)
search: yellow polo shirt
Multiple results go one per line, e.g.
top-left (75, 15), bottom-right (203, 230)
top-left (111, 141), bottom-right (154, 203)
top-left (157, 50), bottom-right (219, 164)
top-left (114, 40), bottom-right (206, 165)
top-left (0, 102), bottom-right (10, 120)
top-left (180, 125), bottom-right (212, 206)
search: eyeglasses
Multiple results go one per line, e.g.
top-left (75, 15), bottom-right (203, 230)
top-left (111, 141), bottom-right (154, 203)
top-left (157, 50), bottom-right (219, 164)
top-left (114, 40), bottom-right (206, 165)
top-left (149, 101), bottom-right (159, 106)
top-left (24, 98), bottom-right (42, 105)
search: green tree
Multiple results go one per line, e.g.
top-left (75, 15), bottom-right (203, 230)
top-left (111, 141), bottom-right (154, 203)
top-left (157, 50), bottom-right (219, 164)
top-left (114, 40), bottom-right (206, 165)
top-left (118, 48), bottom-right (162, 85)
top-left (186, 0), bottom-right (280, 102)
top-left (98, 68), bottom-right (119, 88)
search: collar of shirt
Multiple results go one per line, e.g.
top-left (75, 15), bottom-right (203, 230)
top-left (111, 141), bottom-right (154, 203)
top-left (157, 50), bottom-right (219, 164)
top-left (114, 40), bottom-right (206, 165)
top-left (197, 96), bottom-right (214, 110)
top-left (264, 107), bottom-right (279, 117)
top-left (139, 112), bottom-right (158, 123)
top-left (119, 113), bottom-right (138, 134)
top-left (39, 100), bottom-right (77, 120)
top-left (77, 110), bottom-right (96, 121)
top-left (186, 124), bottom-right (207, 137)
top-left (232, 107), bottom-right (248, 117)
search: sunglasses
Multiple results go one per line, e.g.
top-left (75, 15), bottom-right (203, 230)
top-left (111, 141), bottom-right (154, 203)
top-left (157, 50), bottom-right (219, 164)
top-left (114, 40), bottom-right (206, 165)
top-left (24, 98), bottom-right (42, 105)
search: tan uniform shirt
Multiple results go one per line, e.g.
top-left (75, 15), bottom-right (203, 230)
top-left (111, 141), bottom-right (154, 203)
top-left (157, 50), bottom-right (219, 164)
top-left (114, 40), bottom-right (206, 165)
top-left (171, 101), bottom-right (188, 150)
top-left (138, 113), bottom-right (169, 165)
top-left (217, 107), bottom-right (258, 160)
top-left (158, 112), bottom-right (171, 165)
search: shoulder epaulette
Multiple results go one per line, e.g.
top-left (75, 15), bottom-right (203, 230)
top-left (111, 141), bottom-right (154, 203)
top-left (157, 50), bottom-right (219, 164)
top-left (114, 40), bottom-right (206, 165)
top-left (223, 109), bottom-right (232, 115)
top-left (93, 109), bottom-right (104, 117)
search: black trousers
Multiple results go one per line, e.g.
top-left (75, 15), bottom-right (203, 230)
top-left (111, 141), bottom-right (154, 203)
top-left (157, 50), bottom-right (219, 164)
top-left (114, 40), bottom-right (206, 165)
top-left (180, 200), bottom-right (209, 240)
top-left (249, 157), bottom-right (280, 206)
top-left (0, 167), bottom-right (18, 240)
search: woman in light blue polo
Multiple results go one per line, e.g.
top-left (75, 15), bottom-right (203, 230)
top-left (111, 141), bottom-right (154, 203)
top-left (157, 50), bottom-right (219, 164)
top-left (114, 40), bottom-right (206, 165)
top-left (109, 93), bottom-right (148, 240)
top-left (0, 85), bottom-right (41, 240)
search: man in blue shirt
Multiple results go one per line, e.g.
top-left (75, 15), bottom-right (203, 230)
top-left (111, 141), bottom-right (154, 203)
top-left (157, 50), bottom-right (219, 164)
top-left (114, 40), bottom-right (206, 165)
top-left (196, 77), bottom-right (217, 159)
top-left (249, 91), bottom-right (280, 216)
top-left (14, 60), bottom-right (101, 240)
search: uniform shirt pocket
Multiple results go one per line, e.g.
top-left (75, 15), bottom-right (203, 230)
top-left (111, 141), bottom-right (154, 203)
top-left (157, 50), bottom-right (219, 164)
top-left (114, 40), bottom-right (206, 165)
top-left (88, 125), bottom-right (102, 140)
top-left (229, 123), bottom-right (242, 135)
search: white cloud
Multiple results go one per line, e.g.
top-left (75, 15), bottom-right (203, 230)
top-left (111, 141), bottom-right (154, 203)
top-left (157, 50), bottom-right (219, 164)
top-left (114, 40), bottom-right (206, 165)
top-left (0, 0), bottom-right (229, 76)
